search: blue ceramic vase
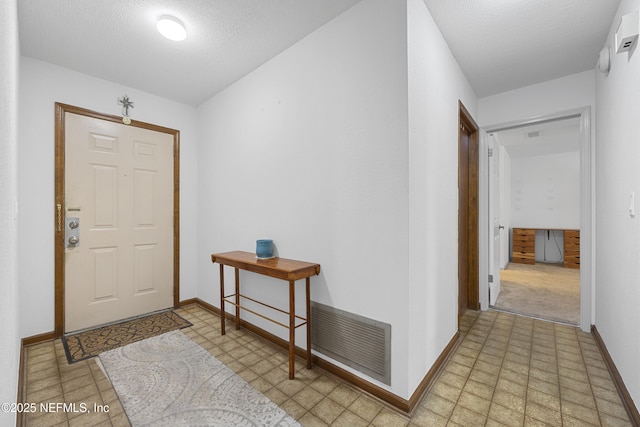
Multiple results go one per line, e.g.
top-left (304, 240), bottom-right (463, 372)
top-left (256, 239), bottom-right (274, 258)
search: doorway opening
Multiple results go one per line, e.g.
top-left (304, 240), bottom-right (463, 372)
top-left (484, 109), bottom-right (592, 331)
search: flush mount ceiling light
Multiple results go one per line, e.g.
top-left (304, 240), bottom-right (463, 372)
top-left (156, 16), bottom-right (187, 41)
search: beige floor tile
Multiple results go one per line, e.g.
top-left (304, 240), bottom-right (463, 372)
top-left (561, 386), bottom-right (597, 409)
top-left (528, 388), bottom-right (561, 411)
top-left (331, 409), bottom-right (370, 427)
top-left (431, 380), bottom-right (463, 403)
top-left (488, 401), bottom-right (525, 426)
top-left (26, 383), bottom-right (64, 403)
top-left (348, 395), bottom-right (384, 422)
top-left (530, 366), bottom-right (560, 384)
top-left (309, 375), bottom-right (340, 395)
top-left (525, 400), bottom-right (562, 426)
top-left (438, 370), bottom-right (468, 389)
top-left (449, 404), bottom-right (487, 426)
top-left (311, 397), bottom-right (346, 424)
top-left (421, 392), bottom-right (456, 419)
top-left (249, 375), bottom-right (273, 393)
top-left (498, 366), bottom-right (529, 387)
top-left (462, 378), bottom-right (495, 400)
top-left (327, 383), bottom-right (360, 407)
top-left (371, 407), bottom-right (410, 427)
top-left (408, 408), bottom-right (448, 427)
top-left (598, 412), bottom-right (634, 427)
top-left (528, 377), bottom-right (560, 397)
top-left (561, 400), bottom-right (601, 425)
top-left (20, 306), bottom-right (635, 427)
top-left (445, 361), bottom-right (473, 378)
top-left (280, 398), bottom-right (307, 419)
top-left (492, 389), bottom-right (525, 413)
top-left (274, 377), bottom-right (307, 396)
top-left (595, 396), bottom-right (630, 421)
top-left (292, 385), bottom-right (325, 410)
top-left (530, 357), bottom-right (558, 374)
top-left (298, 410), bottom-right (329, 427)
top-left (457, 390), bottom-right (491, 416)
top-left (495, 376), bottom-right (527, 398)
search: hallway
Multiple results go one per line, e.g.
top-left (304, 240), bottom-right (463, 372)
top-left (424, 310), bottom-right (631, 425)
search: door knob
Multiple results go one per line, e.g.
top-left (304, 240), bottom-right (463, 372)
top-left (68, 236), bottom-right (79, 245)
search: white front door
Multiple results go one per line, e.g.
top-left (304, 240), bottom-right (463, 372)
top-left (488, 133), bottom-right (501, 306)
top-left (64, 112), bottom-right (175, 332)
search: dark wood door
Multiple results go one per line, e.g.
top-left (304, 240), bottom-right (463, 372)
top-left (458, 124), bottom-right (470, 320)
top-left (458, 101), bottom-right (479, 325)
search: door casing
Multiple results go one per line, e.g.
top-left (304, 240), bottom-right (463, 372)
top-left (481, 107), bottom-right (592, 332)
top-left (54, 103), bottom-right (180, 337)
top-left (458, 101), bottom-right (480, 325)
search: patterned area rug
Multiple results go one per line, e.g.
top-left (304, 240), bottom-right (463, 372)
top-left (62, 310), bottom-right (192, 364)
top-left (99, 330), bottom-right (301, 427)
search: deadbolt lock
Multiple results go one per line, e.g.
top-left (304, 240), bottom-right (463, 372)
top-left (65, 217), bottom-right (80, 248)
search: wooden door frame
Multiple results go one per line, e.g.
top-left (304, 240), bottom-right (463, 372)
top-left (458, 101), bottom-right (480, 316)
top-left (54, 103), bottom-right (180, 338)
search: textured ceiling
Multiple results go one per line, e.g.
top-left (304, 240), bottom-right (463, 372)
top-left (18, 1), bottom-right (622, 106)
top-left (18, 0), bottom-right (363, 106)
top-left (423, 0), bottom-right (621, 97)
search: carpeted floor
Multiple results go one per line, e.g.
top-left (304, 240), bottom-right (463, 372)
top-left (493, 262), bottom-right (580, 325)
top-left (62, 310), bottom-right (192, 363)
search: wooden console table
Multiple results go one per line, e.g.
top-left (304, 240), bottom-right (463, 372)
top-left (211, 250), bottom-right (320, 379)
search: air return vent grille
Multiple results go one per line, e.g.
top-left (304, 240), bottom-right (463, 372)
top-left (311, 301), bottom-right (391, 385)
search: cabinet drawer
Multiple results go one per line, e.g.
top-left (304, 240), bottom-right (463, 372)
top-left (513, 228), bottom-right (535, 237)
top-left (564, 230), bottom-right (580, 238)
top-left (513, 242), bottom-right (535, 251)
top-left (565, 240), bottom-right (580, 249)
top-left (512, 256), bottom-right (535, 265)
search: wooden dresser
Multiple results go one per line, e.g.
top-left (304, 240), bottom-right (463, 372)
top-left (563, 230), bottom-right (580, 269)
top-left (512, 228), bottom-right (536, 264)
top-left (511, 228), bottom-right (580, 268)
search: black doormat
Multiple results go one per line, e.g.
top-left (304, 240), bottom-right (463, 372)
top-left (62, 310), bottom-right (192, 364)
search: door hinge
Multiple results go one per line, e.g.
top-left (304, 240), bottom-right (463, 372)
top-left (488, 147), bottom-right (494, 157)
top-left (488, 274), bottom-right (494, 283)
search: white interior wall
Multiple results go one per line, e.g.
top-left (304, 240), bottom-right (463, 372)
top-left (478, 71), bottom-right (596, 127)
top-left (509, 151), bottom-right (580, 229)
top-left (196, 0), bottom-right (412, 397)
top-left (18, 58), bottom-right (199, 338)
top-left (1, 1), bottom-right (20, 424)
top-left (595, 0), bottom-right (640, 410)
top-left (407, 0), bottom-right (477, 394)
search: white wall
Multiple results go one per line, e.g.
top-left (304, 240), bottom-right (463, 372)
top-left (18, 58), bottom-right (199, 338)
top-left (478, 71), bottom-right (596, 127)
top-left (595, 0), bottom-right (640, 410)
top-left (509, 151), bottom-right (580, 229)
top-left (1, 1), bottom-right (20, 424)
top-left (407, 0), bottom-right (477, 394)
top-left (197, 0), bottom-right (413, 397)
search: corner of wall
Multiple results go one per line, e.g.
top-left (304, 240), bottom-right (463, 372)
top-left (0, 0), bottom-right (21, 425)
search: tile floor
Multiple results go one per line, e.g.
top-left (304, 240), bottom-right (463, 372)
top-left (21, 305), bottom-right (633, 426)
